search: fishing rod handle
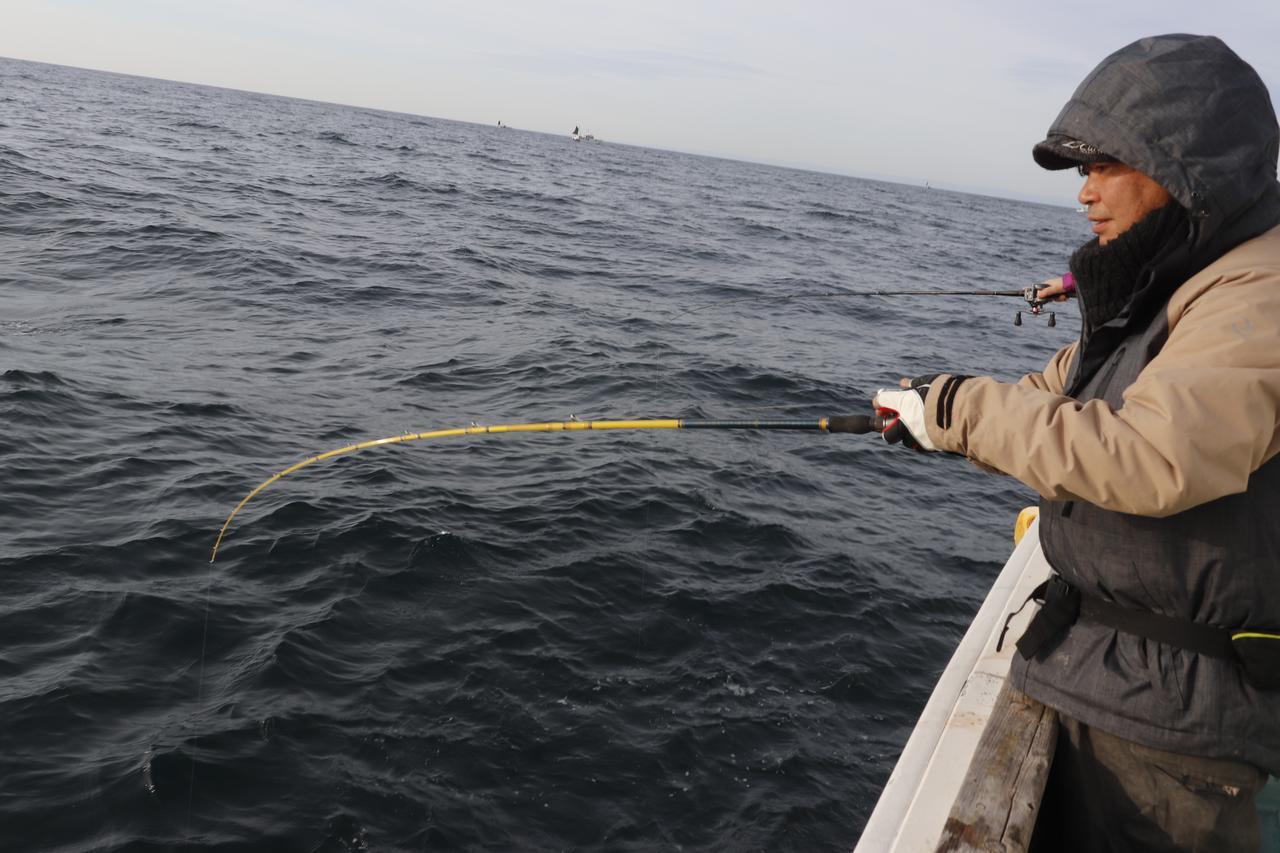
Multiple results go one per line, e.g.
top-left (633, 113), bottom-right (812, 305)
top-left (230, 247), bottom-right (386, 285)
top-left (827, 414), bottom-right (891, 434)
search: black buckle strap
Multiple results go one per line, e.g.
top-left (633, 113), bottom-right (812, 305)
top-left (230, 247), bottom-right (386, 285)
top-left (1011, 576), bottom-right (1081, 661)
top-left (1079, 592), bottom-right (1236, 660)
top-left (997, 580), bottom-right (1042, 654)
top-left (1002, 574), bottom-right (1236, 662)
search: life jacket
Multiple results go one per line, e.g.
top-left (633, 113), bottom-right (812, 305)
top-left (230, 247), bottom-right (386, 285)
top-left (1008, 279), bottom-right (1280, 770)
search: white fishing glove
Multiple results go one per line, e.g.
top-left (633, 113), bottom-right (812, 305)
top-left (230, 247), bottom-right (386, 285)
top-left (872, 375), bottom-right (939, 452)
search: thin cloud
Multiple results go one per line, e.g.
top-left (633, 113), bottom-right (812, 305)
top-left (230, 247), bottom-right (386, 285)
top-left (491, 49), bottom-right (764, 81)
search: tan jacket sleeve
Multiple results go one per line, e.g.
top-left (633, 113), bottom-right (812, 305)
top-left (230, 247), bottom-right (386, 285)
top-left (925, 230), bottom-right (1280, 517)
top-left (1017, 341), bottom-right (1078, 396)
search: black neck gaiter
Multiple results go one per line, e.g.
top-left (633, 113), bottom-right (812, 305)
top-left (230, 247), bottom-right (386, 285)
top-left (1068, 202), bottom-right (1189, 331)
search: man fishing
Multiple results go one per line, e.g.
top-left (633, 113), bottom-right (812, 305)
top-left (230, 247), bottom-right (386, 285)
top-left (873, 34), bottom-right (1280, 851)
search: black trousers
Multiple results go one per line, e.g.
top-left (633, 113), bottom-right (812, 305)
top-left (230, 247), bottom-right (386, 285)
top-left (1030, 714), bottom-right (1268, 853)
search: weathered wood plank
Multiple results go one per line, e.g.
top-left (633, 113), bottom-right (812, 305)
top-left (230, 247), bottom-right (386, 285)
top-left (934, 681), bottom-right (1058, 852)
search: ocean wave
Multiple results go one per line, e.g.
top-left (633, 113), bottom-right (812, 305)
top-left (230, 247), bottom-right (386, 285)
top-left (317, 130), bottom-right (358, 145)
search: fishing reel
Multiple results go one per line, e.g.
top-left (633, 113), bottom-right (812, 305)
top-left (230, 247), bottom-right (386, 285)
top-left (1014, 286), bottom-right (1056, 328)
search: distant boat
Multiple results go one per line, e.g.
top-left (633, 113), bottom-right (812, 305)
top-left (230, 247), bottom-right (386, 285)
top-left (570, 125), bottom-right (596, 142)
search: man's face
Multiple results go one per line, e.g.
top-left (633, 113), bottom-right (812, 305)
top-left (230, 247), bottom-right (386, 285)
top-left (1078, 162), bottom-right (1172, 245)
top-left (1075, 161), bottom-right (1172, 244)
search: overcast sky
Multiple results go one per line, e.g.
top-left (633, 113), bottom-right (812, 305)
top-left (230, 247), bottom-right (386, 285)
top-left (4, 1), bottom-right (1278, 203)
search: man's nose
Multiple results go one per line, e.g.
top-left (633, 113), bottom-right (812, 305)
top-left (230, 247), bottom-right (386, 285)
top-left (1078, 176), bottom-right (1098, 206)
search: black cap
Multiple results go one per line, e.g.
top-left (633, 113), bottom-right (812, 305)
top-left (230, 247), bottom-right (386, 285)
top-left (1032, 134), bottom-right (1116, 170)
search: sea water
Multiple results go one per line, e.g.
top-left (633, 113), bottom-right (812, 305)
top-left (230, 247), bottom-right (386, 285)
top-left (0, 56), bottom-right (1084, 851)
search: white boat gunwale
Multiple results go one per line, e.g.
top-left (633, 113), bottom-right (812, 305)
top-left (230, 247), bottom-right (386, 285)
top-left (854, 519), bottom-right (1052, 852)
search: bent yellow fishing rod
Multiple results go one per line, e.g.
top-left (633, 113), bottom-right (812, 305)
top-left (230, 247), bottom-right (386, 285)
top-left (210, 414), bottom-right (889, 562)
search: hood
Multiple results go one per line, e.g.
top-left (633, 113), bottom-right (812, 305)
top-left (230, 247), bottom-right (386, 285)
top-left (1038, 34), bottom-right (1280, 252)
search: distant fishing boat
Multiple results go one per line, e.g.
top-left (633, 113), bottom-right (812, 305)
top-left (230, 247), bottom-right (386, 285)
top-left (570, 125), bottom-right (595, 142)
top-left (854, 512), bottom-right (1280, 852)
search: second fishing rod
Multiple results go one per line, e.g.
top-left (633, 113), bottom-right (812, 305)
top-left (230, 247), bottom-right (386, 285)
top-left (706, 283), bottom-right (1065, 326)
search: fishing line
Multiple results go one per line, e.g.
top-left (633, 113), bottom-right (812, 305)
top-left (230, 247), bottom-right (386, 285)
top-left (184, 559), bottom-right (216, 841)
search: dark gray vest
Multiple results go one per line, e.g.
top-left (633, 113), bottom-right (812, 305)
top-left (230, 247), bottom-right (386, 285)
top-left (1011, 308), bottom-right (1280, 773)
